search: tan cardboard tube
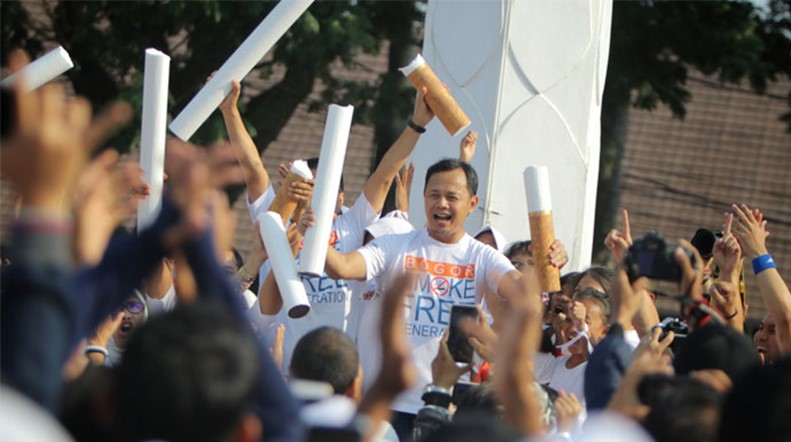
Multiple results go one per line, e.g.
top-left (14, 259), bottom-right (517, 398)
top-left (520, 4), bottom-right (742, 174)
top-left (400, 54), bottom-right (471, 137)
top-left (525, 166), bottom-right (560, 293)
top-left (528, 211), bottom-right (561, 293)
top-left (268, 160), bottom-right (313, 224)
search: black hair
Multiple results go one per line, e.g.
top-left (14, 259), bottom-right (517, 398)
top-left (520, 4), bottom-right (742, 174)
top-left (560, 272), bottom-right (582, 289)
top-left (306, 157), bottom-right (344, 192)
top-left (116, 301), bottom-right (260, 442)
top-left (573, 288), bottom-right (612, 323)
top-left (455, 383), bottom-right (501, 419)
top-left (61, 365), bottom-right (117, 441)
top-left (575, 266), bottom-right (615, 295)
top-left (423, 412), bottom-right (521, 442)
top-left (643, 381), bottom-right (723, 442)
top-left (504, 240), bottom-right (531, 260)
top-left (718, 357), bottom-right (791, 442)
top-left (424, 158), bottom-right (478, 196)
top-left (290, 326), bottom-right (359, 395)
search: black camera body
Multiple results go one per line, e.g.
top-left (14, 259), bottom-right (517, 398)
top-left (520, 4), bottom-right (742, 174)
top-left (654, 317), bottom-right (689, 341)
top-left (625, 233), bottom-right (694, 282)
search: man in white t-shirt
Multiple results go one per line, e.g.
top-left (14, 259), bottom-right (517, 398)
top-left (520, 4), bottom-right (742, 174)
top-left (248, 88), bottom-right (437, 371)
top-left (323, 158), bottom-right (537, 438)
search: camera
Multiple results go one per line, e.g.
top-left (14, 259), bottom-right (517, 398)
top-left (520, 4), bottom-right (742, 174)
top-left (654, 317), bottom-right (689, 342)
top-left (690, 228), bottom-right (724, 259)
top-left (625, 233), bottom-right (694, 282)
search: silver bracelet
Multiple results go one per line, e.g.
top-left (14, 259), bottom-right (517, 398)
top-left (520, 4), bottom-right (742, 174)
top-left (84, 345), bottom-right (109, 358)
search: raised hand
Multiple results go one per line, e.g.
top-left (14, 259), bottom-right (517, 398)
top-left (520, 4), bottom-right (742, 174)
top-left (431, 330), bottom-right (471, 389)
top-left (458, 130), bottom-right (478, 163)
top-left (554, 390), bottom-right (582, 434)
top-left (1, 50), bottom-right (132, 212)
top-left (713, 213), bottom-right (742, 280)
top-left (731, 204), bottom-right (769, 259)
top-left (412, 86), bottom-right (435, 127)
top-left (219, 79), bottom-right (241, 115)
top-left (605, 209), bottom-right (633, 264)
top-left (394, 162), bottom-right (414, 213)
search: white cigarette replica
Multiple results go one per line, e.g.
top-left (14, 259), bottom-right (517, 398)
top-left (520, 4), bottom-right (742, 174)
top-left (137, 49), bottom-right (171, 232)
top-left (299, 104), bottom-right (354, 277)
top-left (1, 46), bottom-right (73, 91)
top-left (524, 166), bottom-right (561, 293)
top-left (169, 0), bottom-right (314, 140)
top-left (257, 211), bottom-right (310, 318)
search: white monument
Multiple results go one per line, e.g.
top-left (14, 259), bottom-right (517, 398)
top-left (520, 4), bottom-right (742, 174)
top-left (407, 0), bottom-right (613, 271)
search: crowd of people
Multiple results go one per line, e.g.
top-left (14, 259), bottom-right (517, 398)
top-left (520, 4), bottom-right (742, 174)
top-left (1, 47), bottom-right (790, 442)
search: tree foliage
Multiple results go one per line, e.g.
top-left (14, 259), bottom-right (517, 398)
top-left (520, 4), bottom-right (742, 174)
top-left (592, 0), bottom-right (791, 263)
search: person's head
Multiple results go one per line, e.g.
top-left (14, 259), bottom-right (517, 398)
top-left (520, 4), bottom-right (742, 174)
top-left (423, 412), bottom-right (522, 442)
top-left (307, 157), bottom-right (344, 214)
top-left (574, 267), bottom-right (615, 295)
top-left (116, 302), bottom-right (261, 442)
top-left (718, 357), bottom-right (791, 442)
top-left (223, 247), bottom-right (247, 293)
top-left (754, 314), bottom-right (781, 365)
top-left (474, 226), bottom-right (507, 253)
top-left (642, 381), bottom-right (723, 442)
top-left (290, 327), bottom-right (362, 402)
top-left (112, 291), bottom-right (148, 349)
top-left (423, 159), bottom-right (479, 243)
top-left (674, 323), bottom-right (760, 381)
top-left (572, 288), bottom-right (611, 346)
top-left (505, 240), bottom-right (533, 275)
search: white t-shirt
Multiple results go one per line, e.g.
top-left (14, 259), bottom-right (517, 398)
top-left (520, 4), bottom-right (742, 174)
top-left (549, 356), bottom-right (588, 412)
top-left (247, 193), bottom-right (379, 371)
top-left (357, 228), bottom-right (515, 414)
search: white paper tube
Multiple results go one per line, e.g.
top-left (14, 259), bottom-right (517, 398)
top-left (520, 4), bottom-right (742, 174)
top-left (398, 53), bottom-right (425, 76)
top-left (1, 46), bottom-right (73, 91)
top-left (258, 211), bottom-right (310, 318)
top-left (290, 159), bottom-right (313, 179)
top-left (169, 0), bottom-right (314, 140)
top-left (524, 166), bottom-right (552, 213)
top-left (298, 104), bottom-right (354, 277)
top-left (137, 49), bottom-right (171, 232)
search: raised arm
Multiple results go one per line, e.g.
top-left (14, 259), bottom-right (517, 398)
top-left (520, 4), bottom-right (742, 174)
top-left (458, 130), bottom-right (477, 164)
top-left (732, 204), bottom-right (791, 354)
top-left (362, 87), bottom-right (435, 213)
top-left (219, 80), bottom-right (270, 202)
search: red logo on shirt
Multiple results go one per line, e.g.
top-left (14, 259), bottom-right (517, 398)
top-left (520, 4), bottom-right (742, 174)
top-left (328, 230), bottom-right (339, 246)
top-left (404, 256), bottom-right (475, 279)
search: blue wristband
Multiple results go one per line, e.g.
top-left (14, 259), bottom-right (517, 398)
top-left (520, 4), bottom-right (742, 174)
top-left (752, 254), bottom-right (776, 275)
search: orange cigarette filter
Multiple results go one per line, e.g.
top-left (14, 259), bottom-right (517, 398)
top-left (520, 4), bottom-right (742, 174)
top-left (529, 211), bottom-right (561, 293)
top-left (268, 160), bottom-right (313, 225)
top-left (400, 54), bottom-right (471, 137)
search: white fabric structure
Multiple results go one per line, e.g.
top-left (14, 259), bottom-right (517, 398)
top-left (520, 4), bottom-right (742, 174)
top-left (407, 0), bottom-right (613, 271)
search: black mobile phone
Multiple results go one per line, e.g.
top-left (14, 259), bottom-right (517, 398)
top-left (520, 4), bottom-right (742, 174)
top-left (451, 381), bottom-right (476, 406)
top-left (307, 427), bottom-right (361, 442)
top-left (448, 305), bottom-right (478, 363)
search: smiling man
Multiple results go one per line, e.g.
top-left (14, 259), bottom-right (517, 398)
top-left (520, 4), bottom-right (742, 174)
top-left (323, 158), bottom-right (536, 437)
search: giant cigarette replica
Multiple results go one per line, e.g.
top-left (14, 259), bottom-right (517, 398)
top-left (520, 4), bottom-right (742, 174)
top-left (169, 0), bottom-right (314, 140)
top-left (269, 160), bottom-right (313, 224)
top-left (257, 211), bottom-right (310, 318)
top-left (406, 1), bottom-right (612, 271)
top-left (137, 49), bottom-right (171, 232)
top-left (299, 104), bottom-right (354, 277)
top-left (1, 46), bottom-right (73, 91)
top-left (400, 54), bottom-right (470, 137)
top-left (525, 166), bottom-right (561, 293)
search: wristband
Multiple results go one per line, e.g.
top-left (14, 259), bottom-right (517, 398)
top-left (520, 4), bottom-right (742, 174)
top-left (84, 345), bottom-right (109, 358)
top-left (421, 385), bottom-right (452, 408)
top-left (752, 254), bottom-right (776, 275)
top-left (407, 119), bottom-right (427, 134)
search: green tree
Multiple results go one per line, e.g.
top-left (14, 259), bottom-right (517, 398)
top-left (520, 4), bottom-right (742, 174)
top-left (0, 1), bottom-right (422, 158)
top-left (592, 0), bottom-right (791, 264)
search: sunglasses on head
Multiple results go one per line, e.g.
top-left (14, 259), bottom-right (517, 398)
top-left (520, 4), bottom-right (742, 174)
top-left (123, 300), bottom-right (145, 314)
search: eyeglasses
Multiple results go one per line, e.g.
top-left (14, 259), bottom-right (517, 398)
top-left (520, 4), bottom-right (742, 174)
top-left (123, 300), bottom-right (145, 314)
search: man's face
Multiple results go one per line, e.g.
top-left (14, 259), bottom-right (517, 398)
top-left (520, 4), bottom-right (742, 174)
top-left (577, 297), bottom-right (608, 346)
top-left (509, 252), bottom-right (535, 276)
top-left (424, 169), bottom-right (478, 243)
top-left (113, 295), bottom-right (146, 349)
top-left (754, 314), bottom-right (780, 365)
